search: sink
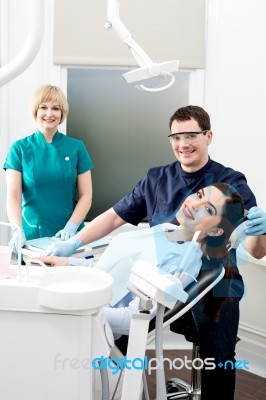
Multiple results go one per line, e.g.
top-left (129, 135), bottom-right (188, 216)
top-left (0, 265), bottom-right (113, 314)
top-left (39, 267), bottom-right (113, 311)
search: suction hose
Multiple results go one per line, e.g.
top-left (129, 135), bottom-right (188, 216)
top-left (155, 303), bottom-right (167, 400)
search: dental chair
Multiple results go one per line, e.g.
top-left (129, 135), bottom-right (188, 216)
top-left (148, 263), bottom-right (225, 400)
top-left (112, 263), bottom-right (225, 400)
top-left (165, 311), bottom-right (202, 399)
top-left (106, 218), bottom-right (247, 399)
top-left (160, 220), bottom-right (248, 399)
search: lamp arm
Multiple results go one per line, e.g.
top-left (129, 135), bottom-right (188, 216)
top-left (105, 0), bottom-right (179, 92)
top-left (0, 0), bottom-right (44, 87)
top-left (106, 0), bottom-right (153, 67)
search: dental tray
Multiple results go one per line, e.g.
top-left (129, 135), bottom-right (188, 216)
top-left (24, 237), bottom-right (84, 253)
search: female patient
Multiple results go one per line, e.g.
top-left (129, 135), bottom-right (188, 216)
top-left (41, 182), bottom-right (245, 336)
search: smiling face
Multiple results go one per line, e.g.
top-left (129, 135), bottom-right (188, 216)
top-left (176, 186), bottom-right (227, 240)
top-left (36, 101), bottom-right (62, 135)
top-left (170, 118), bottom-right (212, 172)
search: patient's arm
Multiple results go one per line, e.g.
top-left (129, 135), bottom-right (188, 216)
top-left (39, 256), bottom-right (69, 266)
top-left (39, 256), bottom-right (95, 267)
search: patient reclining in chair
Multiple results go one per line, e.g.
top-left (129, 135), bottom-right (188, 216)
top-left (40, 182), bottom-right (245, 337)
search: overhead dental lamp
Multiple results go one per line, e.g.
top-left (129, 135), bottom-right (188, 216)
top-left (105, 0), bottom-right (179, 92)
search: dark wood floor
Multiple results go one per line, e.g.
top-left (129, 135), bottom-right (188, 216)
top-left (145, 350), bottom-right (266, 400)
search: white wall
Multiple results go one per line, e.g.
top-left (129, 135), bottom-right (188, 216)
top-left (205, 0), bottom-right (266, 210)
top-left (203, 3), bottom-right (266, 375)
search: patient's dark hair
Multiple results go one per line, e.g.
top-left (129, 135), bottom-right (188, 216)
top-left (202, 182), bottom-right (245, 261)
top-left (201, 182), bottom-right (245, 322)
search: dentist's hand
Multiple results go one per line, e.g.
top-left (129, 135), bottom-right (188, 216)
top-left (55, 220), bottom-right (79, 241)
top-left (9, 227), bottom-right (26, 256)
top-left (42, 235), bottom-right (83, 256)
top-left (245, 207), bottom-right (266, 236)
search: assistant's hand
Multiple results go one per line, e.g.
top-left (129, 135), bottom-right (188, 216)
top-left (9, 227), bottom-right (26, 256)
top-left (41, 236), bottom-right (83, 256)
top-left (55, 220), bottom-right (79, 241)
top-left (245, 207), bottom-right (266, 236)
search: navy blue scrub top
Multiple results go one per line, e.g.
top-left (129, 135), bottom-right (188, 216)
top-left (114, 157), bottom-right (256, 298)
top-left (113, 157), bottom-right (257, 227)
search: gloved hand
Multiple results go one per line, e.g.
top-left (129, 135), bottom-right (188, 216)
top-left (157, 241), bottom-right (203, 288)
top-left (41, 235), bottom-right (83, 257)
top-left (9, 227), bottom-right (26, 256)
top-left (245, 206), bottom-right (266, 236)
top-left (55, 220), bottom-right (79, 241)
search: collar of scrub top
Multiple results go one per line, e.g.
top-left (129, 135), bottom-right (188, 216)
top-left (36, 130), bottom-right (61, 143)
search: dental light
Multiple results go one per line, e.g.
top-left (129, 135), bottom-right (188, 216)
top-left (105, 0), bottom-right (179, 92)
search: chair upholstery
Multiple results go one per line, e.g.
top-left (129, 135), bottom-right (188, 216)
top-left (148, 265), bottom-right (224, 336)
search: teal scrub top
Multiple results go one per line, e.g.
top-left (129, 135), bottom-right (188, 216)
top-left (3, 131), bottom-right (94, 240)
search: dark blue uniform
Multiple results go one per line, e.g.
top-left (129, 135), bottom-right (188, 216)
top-left (114, 158), bottom-right (256, 225)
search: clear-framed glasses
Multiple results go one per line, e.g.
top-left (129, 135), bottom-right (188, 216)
top-left (168, 130), bottom-right (209, 144)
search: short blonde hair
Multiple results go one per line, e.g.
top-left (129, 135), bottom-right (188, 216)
top-left (30, 84), bottom-right (69, 124)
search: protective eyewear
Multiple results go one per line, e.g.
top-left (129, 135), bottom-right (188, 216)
top-left (168, 130), bottom-right (209, 144)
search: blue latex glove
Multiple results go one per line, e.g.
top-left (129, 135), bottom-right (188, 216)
top-left (55, 220), bottom-right (79, 241)
top-left (41, 235), bottom-right (83, 256)
top-left (158, 241), bottom-right (203, 288)
top-left (9, 227), bottom-right (26, 256)
top-left (245, 206), bottom-right (266, 236)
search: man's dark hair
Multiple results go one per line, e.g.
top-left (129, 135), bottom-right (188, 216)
top-left (169, 105), bottom-right (211, 131)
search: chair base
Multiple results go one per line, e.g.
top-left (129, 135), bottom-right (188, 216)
top-left (166, 377), bottom-right (201, 399)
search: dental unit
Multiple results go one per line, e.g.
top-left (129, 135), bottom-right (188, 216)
top-left (0, 225), bottom-right (114, 400)
top-left (0, 214), bottom-right (249, 400)
top-left (0, 221), bottom-right (201, 400)
top-left (0, 232), bottom-right (114, 400)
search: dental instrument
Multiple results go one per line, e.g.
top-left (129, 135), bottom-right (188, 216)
top-left (0, 221), bottom-right (22, 280)
top-left (105, 0), bottom-right (179, 92)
